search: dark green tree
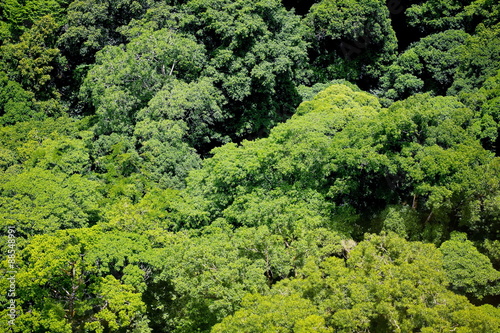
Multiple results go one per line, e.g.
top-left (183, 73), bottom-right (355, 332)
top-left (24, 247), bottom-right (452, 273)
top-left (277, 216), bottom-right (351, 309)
top-left (0, 71), bottom-right (40, 125)
top-left (306, 0), bottom-right (398, 86)
top-left (448, 23), bottom-right (500, 95)
top-left (378, 29), bottom-right (469, 105)
top-left (405, 0), bottom-right (499, 35)
top-left (58, 0), bottom-right (155, 64)
top-left (0, 15), bottom-right (65, 116)
top-left (178, 0), bottom-right (310, 141)
top-left (440, 232), bottom-right (500, 302)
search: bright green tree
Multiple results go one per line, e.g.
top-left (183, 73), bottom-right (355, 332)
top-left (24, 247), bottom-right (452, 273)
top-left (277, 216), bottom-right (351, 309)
top-left (184, 84), bottom-right (380, 234)
top-left (0, 116), bottom-right (94, 173)
top-left (143, 220), bottom-right (344, 332)
top-left (218, 233), bottom-right (500, 332)
top-left (0, 0), bottom-right (69, 42)
top-left (0, 167), bottom-right (102, 236)
top-left (0, 228), bottom-right (152, 332)
top-left (211, 294), bottom-right (331, 333)
top-left (185, 84), bottom-right (500, 241)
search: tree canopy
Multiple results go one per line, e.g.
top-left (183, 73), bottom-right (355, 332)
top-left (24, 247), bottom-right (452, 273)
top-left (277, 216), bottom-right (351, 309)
top-left (1, 0), bottom-right (500, 332)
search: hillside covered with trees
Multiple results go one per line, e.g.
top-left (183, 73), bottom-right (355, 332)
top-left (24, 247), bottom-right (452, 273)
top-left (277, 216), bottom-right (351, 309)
top-left (1, 0), bottom-right (500, 331)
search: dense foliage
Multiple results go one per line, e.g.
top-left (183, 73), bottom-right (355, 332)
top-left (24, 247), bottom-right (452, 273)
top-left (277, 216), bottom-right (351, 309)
top-left (1, 0), bottom-right (500, 331)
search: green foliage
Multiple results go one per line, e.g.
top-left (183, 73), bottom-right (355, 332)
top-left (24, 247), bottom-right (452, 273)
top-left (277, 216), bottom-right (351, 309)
top-left (378, 30), bottom-right (469, 104)
top-left (143, 221), bottom-right (343, 332)
top-left (23, 135), bottom-right (91, 174)
top-left (81, 28), bottom-right (207, 187)
top-left (137, 77), bottom-right (227, 149)
top-left (306, 0), bottom-right (397, 83)
top-left (440, 232), bottom-right (500, 301)
top-left (0, 116), bottom-right (102, 236)
top-left (297, 79), bottom-right (361, 102)
top-left (180, 0), bottom-right (310, 139)
top-left (0, 167), bottom-right (101, 236)
top-left (220, 233), bottom-right (500, 332)
top-left (458, 70), bottom-right (500, 155)
top-left (145, 224), bottom-right (270, 332)
top-left (186, 85), bottom-right (499, 241)
top-left (0, 116), bottom-right (89, 149)
top-left (100, 188), bottom-right (180, 232)
top-left (483, 238), bottom-right (500, 269)
top-left (335, 93), bottom-right (498, 240)
top-left (184, 84), bottom-right (380, 234)
top-left (75, 0), bottom-right (310, 144)
top-left (406, 0), bottom-right (476, 34)
top-left (1, 2), bottom-right (500, 332)
top-left (91, 133), bottom-right (140, 177)
top-left (378, 205), bottom-right (420, 239)
top-left (1, 15), bottom-right (60, 94)
top-left (0, 0), bottom-right (69, 42)
top-left (212, 294), bottom-right (331, 333)
top-left (58, 0), bottom-right (154, 63)
top-left (449, 23), bottom-right (500, 95)
top-left (406, 0), bottom-right (499, 35)
top-left (0, 228), bottom-right (151, 332)
top-left (134, 118), bottom-right (201, 188)
top-left (0, 116), bottom-right (93, 173)
top-left (0, 71), bottom-right (40, 125)
top-left (81, 28), bottom-right (206, 135)
top-left (0, 15), bottom-right (64, 117)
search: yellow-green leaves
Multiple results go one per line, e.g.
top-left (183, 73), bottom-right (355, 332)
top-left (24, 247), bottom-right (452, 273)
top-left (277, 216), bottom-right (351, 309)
top-left (212, 294), bottom-right (330, 333)
top-left (0, 168), bottom-right (101, 235)
top-left (3, 228), bottom-right (151, 332)
top-left (221, 233), bottom-right (500, 332)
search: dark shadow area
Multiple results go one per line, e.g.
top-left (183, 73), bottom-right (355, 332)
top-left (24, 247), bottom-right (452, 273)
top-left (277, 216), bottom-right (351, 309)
top-left (387, 0), bottom-right (423, 52)
top-left (282, 0), bottom-right (318, 15)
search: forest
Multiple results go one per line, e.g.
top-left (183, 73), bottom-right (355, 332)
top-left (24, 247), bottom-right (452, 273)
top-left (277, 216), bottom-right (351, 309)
top-left (0, 0), bottom-right (500, 331)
